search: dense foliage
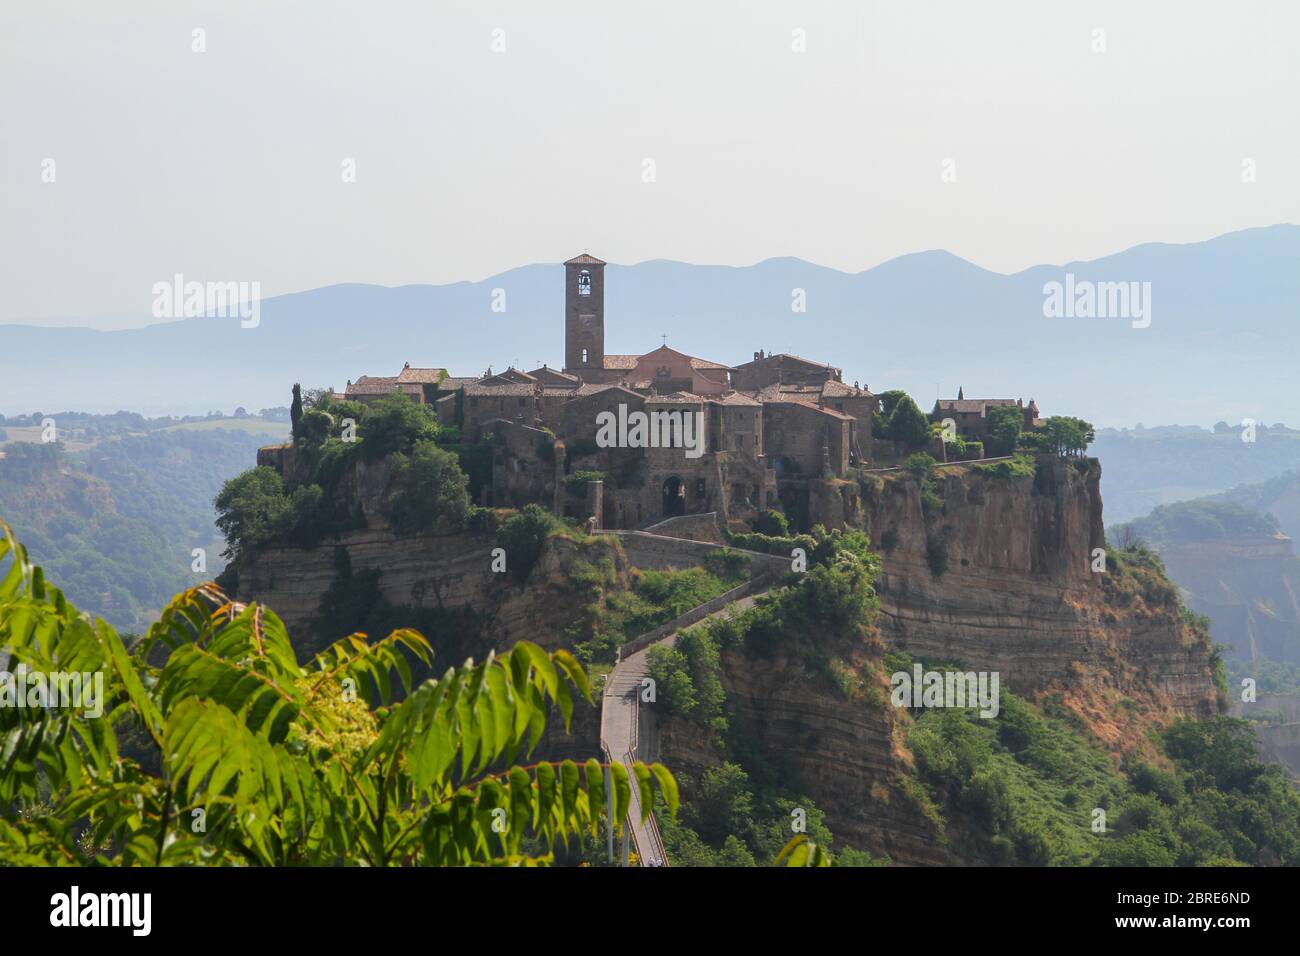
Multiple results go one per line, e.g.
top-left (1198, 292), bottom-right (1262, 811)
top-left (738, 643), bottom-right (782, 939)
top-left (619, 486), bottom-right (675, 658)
top-left (573, 554), bottom-right (748, 666)
top-left (0, 426), bottom-right (280, 630)
top-left (905, 678), bottom-right (1300, 866)
top-left (1111, 499), bottom-right (1280, 546)
top-left (985, 404), bottom-right (1024, 456)
top-left (215, 393), bottom-right (491, 558)
top-left (0, 520), bottom-right (678, 866)
top-left (877, 390), bottom-right (931, 447)
top-left (1038, 416), bottom-right (1095, 457)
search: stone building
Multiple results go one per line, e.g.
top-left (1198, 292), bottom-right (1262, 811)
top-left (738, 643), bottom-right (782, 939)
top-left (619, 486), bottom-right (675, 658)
top-left (331, 251), bottom-right (902, 530)
top-left (931, 388), bottom-right (1042, 441)
top-left (732, 351), bottom-right (842, 390)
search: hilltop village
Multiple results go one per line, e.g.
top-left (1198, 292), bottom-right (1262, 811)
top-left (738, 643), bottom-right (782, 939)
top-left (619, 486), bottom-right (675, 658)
top-left (326, 254), bottom-right (1045, 532)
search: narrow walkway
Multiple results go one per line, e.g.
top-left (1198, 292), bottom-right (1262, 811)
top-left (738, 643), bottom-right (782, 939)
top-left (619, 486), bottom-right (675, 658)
top-left (599, 588), bottom-right (770, 866)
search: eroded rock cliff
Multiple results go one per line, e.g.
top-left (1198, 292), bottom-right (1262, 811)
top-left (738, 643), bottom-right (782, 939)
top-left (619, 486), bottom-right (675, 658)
top-left (864, 459), bottom-right (1217, 730)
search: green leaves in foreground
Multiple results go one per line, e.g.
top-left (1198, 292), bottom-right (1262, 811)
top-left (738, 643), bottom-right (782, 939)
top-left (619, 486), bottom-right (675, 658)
top-left (775, 834), bottom-right (833, 867)
top-left (0, 517), bottom-right (677, 866)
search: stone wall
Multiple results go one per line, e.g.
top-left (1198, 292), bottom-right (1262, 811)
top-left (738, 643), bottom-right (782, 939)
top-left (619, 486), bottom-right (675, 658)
top-left (601, 529), bottom-right (788, 582)
top-left (642, 512), bottom-right (725, 543)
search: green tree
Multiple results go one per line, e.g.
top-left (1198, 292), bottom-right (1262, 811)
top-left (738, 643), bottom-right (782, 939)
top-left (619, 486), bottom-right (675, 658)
top-left (883, 393), bottom-right (931, 447)
top-left (0, 519), bottom-right (678, 866)
top-left (385, 440), bottom-right (471, 534)
top-left (290, 383), bottom-right (304, 442)
top-left (213, 466), bottom-right (292, 558)
top-left (986, 405), bottom-right (1024, 456)
top-left (495, 504), bottom-right (556, 583)
top-left (1041, 416), bottom-right (1095, 457)
top-left (690, 763), bottom-right (755, 846)
top-left (754, 509), bottom-right (789, 536)
top-left (360, 394), bottom-right (440, 461)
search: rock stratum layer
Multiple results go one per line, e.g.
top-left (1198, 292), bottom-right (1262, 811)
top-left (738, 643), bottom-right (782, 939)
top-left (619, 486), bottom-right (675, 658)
top-left (233, 456), bottom-right (1219, 864)
top-left (866, 460), bottom-right (1218, 728)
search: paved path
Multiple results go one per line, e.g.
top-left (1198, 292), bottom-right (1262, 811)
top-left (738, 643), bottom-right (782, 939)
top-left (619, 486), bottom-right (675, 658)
top-left (599, 589), bottom-right (770, 866)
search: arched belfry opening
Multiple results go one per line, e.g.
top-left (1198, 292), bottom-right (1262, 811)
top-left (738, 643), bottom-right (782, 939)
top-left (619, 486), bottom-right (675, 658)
top-left (564, 253), bottom-right (605, 375)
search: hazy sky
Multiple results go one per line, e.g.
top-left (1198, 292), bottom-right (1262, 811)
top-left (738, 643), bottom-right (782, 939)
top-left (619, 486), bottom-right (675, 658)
top-left (2, 0), bottom-right (1296, 328)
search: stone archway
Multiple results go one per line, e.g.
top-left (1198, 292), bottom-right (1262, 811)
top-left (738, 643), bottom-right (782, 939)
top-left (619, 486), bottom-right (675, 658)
top-left (662, 475), bottom-right (686, 518)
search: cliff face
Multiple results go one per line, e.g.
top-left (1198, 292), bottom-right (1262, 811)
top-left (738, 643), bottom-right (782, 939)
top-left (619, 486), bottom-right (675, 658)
top-left (864, 460), bottom-right (1217, 731)
top-left (651, 638), bottom-right (949, 864)
top-left (233, 452), bottom-right (1219, 864)
top-left (234, 524), bottom-right (628, 659)
top-left (1156, 533), bottom-right (1300, 666)
top-left (642, 459), bottom-right (1218, 865)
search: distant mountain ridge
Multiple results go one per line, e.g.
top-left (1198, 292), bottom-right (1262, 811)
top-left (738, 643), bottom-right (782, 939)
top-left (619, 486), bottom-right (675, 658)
top-left (2, 224), bottom-right (1297, 425)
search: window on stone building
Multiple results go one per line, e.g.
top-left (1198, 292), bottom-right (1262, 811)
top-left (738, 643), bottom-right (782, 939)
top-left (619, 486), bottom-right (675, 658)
top-left (582, 349), bottom-right (588, 365)
top-left (578, 270), bottom-right (591, 296)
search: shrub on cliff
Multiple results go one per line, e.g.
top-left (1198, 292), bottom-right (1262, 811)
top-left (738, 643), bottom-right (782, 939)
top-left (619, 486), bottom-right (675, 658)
top-left (495, 503), bottom-right (557, 583)
top-left (359, 393), bottom-right (441, 461)
top-left (973, 454), bottom-right (1035, 479)
top-left (214, 466), bottom-right (293, 558)
top-left (298, 408), bottom-right (334, 445)
top-left (384, 440), bottom-right (471, 535)
top-left (753, 509), bottom-right (789, 536)
top-left (904, 452), bottom-right (936, 483)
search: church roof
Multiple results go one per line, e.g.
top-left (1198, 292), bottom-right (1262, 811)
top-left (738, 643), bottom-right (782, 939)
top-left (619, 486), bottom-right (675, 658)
top-left (602, 354), bottom-right (639, 370)
top-left (633, 344), bottom-right (732, 371)
top-left (565, 253), bottom-right (606, 265)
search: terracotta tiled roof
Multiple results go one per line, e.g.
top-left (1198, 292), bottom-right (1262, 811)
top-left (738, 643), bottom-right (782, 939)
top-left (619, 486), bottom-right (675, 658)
top-left (746, 383), bottom-right (820, 404)
top-left (821, 380), bottom-right (874, 399)
top-left (767, 400), bottom-right (856, 422)
top-left (396, 366), bottom-right (449, 384)
top-left (346, 378), bottom-right (423, 397)
top-left (736, 352), bottom-right (837, 371)
top-left (646, 391), bottom-right (705, 405)
top-left (437, 377), bottom-right (478, 391)
top-left (934, 398), bottom-right (1020, 416)
top-left (708, 392), bottom-right (761, 407)
top-left (462, 382), bottom-right (536, 397)
top-left (527, 366), bottom-right (581, 386)
top-left (564, 253), bottom-right (606, 265)
top-left (602, 354), bottom-right (639, 370)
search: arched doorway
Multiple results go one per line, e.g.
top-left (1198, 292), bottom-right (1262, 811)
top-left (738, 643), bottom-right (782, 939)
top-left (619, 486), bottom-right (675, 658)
top-left (662, 476), bottom-right (686, 518)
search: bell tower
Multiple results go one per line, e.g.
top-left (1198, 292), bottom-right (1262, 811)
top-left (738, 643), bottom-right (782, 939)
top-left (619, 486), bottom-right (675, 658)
top-left (564, 253), bottom-right (605, 374)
